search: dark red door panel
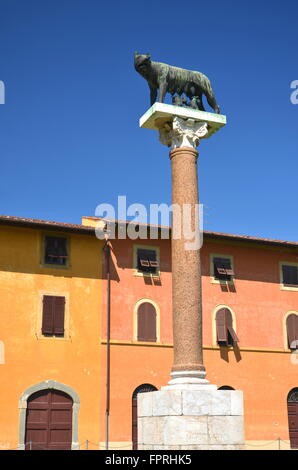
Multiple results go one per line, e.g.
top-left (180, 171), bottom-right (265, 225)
top-left (25, 389), bottom-right (73, 450)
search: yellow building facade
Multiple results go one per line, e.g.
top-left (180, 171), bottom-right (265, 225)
top-left (0, 216), bottom-right (103, 450)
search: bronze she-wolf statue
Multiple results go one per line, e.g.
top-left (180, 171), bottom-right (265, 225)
top-left (134, 52), bottom-right (220, 114)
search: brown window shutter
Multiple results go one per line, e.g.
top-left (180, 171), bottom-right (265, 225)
top-left (42, 296), bottom-right (55, 335)
top-left (225, 268), bottom-right (235, 276)
top-left (140, 259), bottom-right (150, 267)
top-left (227, 326), bottom-right (239, 344)
top-left (216, 309), bottom-right (228, 343)
top-left (213, 258), bottom-right (234, 281)
top-left (137, 302), bottom-right (157, 342)
top-left (226, 309), bottom-right (239, 345)
top-left (217, 267), bottom-right (227, 275)
top-left (149, 260), bottom-right (158, 268)
top-left (137, 249), bottom-right (158, 274)
top-left (53, 296), bottom-right (65, 336)
top-left (216, 308), bottom-right (238, 346)
top-left (287, 314), bottom-right (298, 350)
top-left (137, 303), bottom-right (147, 341)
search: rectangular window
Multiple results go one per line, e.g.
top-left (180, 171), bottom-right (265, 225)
top-left (44, 236), bottom-right (68, 266)
top-left (213, 257), bottom-right (235, 281)
top-left (137, 248), bottom-right (159, 274)
top-left (282, 265), bottom-right (298, 287)
top-left (42, 295), bottom-right (65, 336)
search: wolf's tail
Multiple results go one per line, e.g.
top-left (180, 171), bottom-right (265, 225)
top-left (202, 76), bottom-right (220, 114)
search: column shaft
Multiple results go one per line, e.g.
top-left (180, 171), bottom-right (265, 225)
top-left (170, 146), bottom-right (205, 376)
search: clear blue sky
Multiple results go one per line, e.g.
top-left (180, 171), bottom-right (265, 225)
top-left (0, 0), bottom-right (297, 241)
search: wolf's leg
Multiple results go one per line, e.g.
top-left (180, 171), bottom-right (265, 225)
top-left (197, 95), bottom-right (205, 111)
top-left (158, 81), bottom-right (167, 103)
top-left (149, 86), bottom-right (157, 106)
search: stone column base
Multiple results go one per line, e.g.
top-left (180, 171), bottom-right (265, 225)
top-left (138, 388), bottom-right (244, 450)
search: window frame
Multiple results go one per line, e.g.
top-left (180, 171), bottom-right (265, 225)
top-left (36, 291), bottom-right (70, 340)
top-left (280, 262), bottom-right (298, 292)
top-left (133, 244), bottom-right (160, 278)
top-left (133, 299), bottom-right (160, 343)
top-left (210, 253), bottom-right (235, 284)
top-left (41, 295), bottom-right (66, 337)
top-left (41, 232), bottom-right (70, 270)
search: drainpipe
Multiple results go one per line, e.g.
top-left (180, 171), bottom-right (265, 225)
top-left (103, 237), bottom-right (111, 451)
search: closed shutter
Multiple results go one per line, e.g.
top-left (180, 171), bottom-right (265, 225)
top-left (42, 296), bottom-right (55, 335)
top-left (137, 303), bottom-right (157, 342)
top-left (42, 296), bottom-right (65, 336)
top-left (54, 297), bottom-right (65, 336)
top-left (287, 314), bottom-right (298, 350)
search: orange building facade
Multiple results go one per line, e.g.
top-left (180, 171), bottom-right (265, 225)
top-left (0, 216), bottom-right (103, 450)
top-left (89, 217), bottom-right (298, 451)
top-left (0, 215), bottom-right (298, 450)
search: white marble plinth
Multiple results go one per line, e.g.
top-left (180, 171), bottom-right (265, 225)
top-left (139, 102), bottom-right (227, 142)
top-left (138, 388), bottom-right (244, 450)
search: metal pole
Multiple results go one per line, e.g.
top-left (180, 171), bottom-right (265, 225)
top-left (104, 242), bottom-right (111, 451)
top-left (29, 441), bottom-right (32, 451)
top-left (86, 439), bottom-right (89, 450)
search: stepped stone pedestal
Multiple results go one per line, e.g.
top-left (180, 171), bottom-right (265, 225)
top-left (138, 103), bottom-right (244, 450)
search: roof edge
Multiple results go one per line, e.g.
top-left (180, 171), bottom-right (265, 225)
top-left (0, 215), bottom-right (297, 248)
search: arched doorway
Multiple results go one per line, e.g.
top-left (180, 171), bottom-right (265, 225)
top-left (25, 389), bottom-right (73, 450)
top-left (288, 388), bottom-right (298, 449)
top-left (132, 384), bottom-right (157, 450)
top-left (218, 385), bottom-right (235, 390)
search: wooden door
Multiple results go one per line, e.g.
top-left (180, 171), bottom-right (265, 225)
top-left (288, 388), bottom-right (298, 449)
top-left (132, 384), bottom-right (157, 450)
top-left (25, 389), bottom-right (73, 450)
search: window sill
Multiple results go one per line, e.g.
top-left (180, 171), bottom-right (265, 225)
top-left (133, 270), bottom-right (161, 278)
top-left (213, 344), bottom-right (235, 350)
top-left (40, 263), bottom-right (70, 270)
top-left (280, 284), bottom-right (298, 292)
top-left (35, 333), bottom-right (71, 342)
top-left (210, 277), bottom-right (235, 285)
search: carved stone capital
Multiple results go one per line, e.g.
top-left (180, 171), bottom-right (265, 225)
top-left (159, 117), bottom-right (208, 149)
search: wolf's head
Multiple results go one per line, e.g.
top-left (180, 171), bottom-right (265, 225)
top-left (134, 52), bottom-right (151, 76)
